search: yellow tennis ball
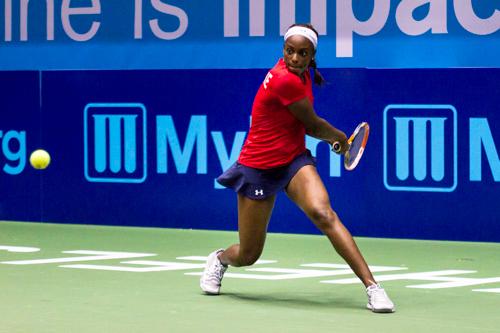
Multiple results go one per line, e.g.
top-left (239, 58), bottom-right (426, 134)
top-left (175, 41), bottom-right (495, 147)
top-left (29, 149), bottom-right (51, 170)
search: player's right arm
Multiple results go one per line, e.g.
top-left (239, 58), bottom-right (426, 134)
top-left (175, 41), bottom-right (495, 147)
top-left (288, 98), bottom-right (349, 153)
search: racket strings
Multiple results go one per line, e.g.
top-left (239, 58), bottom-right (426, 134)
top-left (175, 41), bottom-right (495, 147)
top-left (345, 123), bottom-right (369, 170)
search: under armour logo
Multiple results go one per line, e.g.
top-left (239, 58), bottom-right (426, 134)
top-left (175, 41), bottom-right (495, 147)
top-left (255, 189), bottom-right (264, 196)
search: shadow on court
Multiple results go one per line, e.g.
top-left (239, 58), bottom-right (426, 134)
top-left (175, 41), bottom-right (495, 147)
top-left (221, 291), bottom-right (362, 311)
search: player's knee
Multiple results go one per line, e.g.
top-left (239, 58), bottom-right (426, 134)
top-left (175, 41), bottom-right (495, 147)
top-left (310, 207), bottom-right (338, 232)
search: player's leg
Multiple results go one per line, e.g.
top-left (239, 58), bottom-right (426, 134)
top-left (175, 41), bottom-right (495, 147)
top-left (285, 165), bottom-right (375, 286)
top-left (219, 193), bottom-right (276, 267)
top-left (200, 193), bottom-right (275, 294)
top-left (285, 165), bottom-right (395, 312)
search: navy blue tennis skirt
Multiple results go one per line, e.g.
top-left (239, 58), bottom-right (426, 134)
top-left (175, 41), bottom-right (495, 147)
top-left (216, 150), bottom-right (316, 200)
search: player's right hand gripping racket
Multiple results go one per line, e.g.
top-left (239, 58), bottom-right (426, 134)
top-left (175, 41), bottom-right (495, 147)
top-left (332, 122), bottom-right (370, 171)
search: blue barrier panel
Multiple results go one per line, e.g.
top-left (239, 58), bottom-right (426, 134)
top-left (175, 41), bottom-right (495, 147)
top-left (0, 71), bottom-right (41, 221)
top-left (0, 68), bottom-right (498, 241)
top-left (0, 1), bottom-right (498, 69)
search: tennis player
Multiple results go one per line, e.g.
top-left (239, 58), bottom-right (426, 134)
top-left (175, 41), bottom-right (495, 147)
top-left (200, 23), bottom-right (395, 313)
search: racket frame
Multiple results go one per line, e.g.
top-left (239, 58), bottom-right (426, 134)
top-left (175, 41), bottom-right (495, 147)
top-left (344, 122), bottom-right (370, 171)
top-left (331, 122), bottom-right (370, 170)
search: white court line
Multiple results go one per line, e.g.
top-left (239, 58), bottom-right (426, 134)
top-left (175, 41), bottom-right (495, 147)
top-left (321, 270), bottom-right (476, 284)
top-left (473, 288), bottom-right (500, 293)
top-left (186, 263), bottom-right (406, 281)
top-left (63, 261), bottom-right (206, 272)
top-left (0, 246), bottom-right (40, 253)
top-left (177, 256), bottom-right (276, 265)
top-left (2, 250), bottom-right (156, 265)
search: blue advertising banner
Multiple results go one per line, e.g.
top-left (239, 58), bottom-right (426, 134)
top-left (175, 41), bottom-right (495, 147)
top-left (0, 67), bottom-right (498, 241)
top-left (0, 0), bottom-right (499, 70)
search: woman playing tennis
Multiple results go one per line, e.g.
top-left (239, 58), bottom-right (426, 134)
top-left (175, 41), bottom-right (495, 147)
top-left (200, 23), bottom-right (395, 313)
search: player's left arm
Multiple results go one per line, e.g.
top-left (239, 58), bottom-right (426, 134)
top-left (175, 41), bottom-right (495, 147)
top-left (288, 97), bottom-right (348, 153)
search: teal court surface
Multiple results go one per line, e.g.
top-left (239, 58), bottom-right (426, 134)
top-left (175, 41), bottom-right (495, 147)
top-left (1, 221), bottom-right (499, 333)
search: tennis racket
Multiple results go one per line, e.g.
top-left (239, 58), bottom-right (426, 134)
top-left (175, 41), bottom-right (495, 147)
top-left (332, 122), bottom-right (370, 171)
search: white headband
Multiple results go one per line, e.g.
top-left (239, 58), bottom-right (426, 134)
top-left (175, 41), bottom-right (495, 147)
top-left (284, 26), bottom-right (318, 49)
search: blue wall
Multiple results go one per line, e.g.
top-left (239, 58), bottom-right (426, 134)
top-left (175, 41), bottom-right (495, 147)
top-left (0, 68), bottom-right (499, 241)
top-left (0, 1), bottom-right (499, 241)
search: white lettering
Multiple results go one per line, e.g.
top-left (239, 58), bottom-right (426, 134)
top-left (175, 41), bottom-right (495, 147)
top-left (278, 0), bottom-right (327, 35)
top-left (250, 0), bottom-right (265, 36)
top-left (61, 0), bottom-right (101, 42)
top-left (2, 248), bottom-right (500, 292)
top-left (396, 0), bottom-right (448, 36)
top-left (322, 270), bottom-right (490, 289)
top-left (149, 0), bottom-right (188, 40)
top-left (408, 276), bottom-right (500, 289)
top-left (62, 260), bottom-right (205, 272)
top-left (280, 0), bottom-right (295, 35)
top-left (0, 246), bottom-right (40, 253)
top-left (473, 288), bottom-right (500, 294)
top-left (224, 0), bottom-right (327, 37)
top-left (454, 0), bottom-right (500, 35)
top-left (20, 0), bottom-right (55, 41)
top-left (4, 0), bottom-right (12, 41)
top-left (134, 0), bottom-right (143, 39)
top-left (310, 0), bottom-right (327, 35)
top-left (336, 0), bottom-right (391, 57)
top-left (223, 0), bottom-right (239, 37)
top-left (1, 250), bottom-right (155, 265)
top-left (263, 72), bottom-right (273, 89)
top-left (222, 0), bottom-right (498, 59)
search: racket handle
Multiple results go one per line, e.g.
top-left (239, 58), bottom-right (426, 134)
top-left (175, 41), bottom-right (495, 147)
top-left (332, 141), bottom-right (341, 154)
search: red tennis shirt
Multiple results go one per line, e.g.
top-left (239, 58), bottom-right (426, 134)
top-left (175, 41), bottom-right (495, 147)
top-left (238, 58), bottom-right (313, 169)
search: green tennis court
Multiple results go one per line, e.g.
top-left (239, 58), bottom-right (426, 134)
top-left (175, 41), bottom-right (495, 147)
top-left (1, 221), bottom-right (499, 333)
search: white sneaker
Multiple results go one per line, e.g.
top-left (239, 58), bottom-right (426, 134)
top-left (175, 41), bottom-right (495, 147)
top-left (366, 284), bottom-right (395, 313)
top-left (200, 249), bottom-right (227, 295)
